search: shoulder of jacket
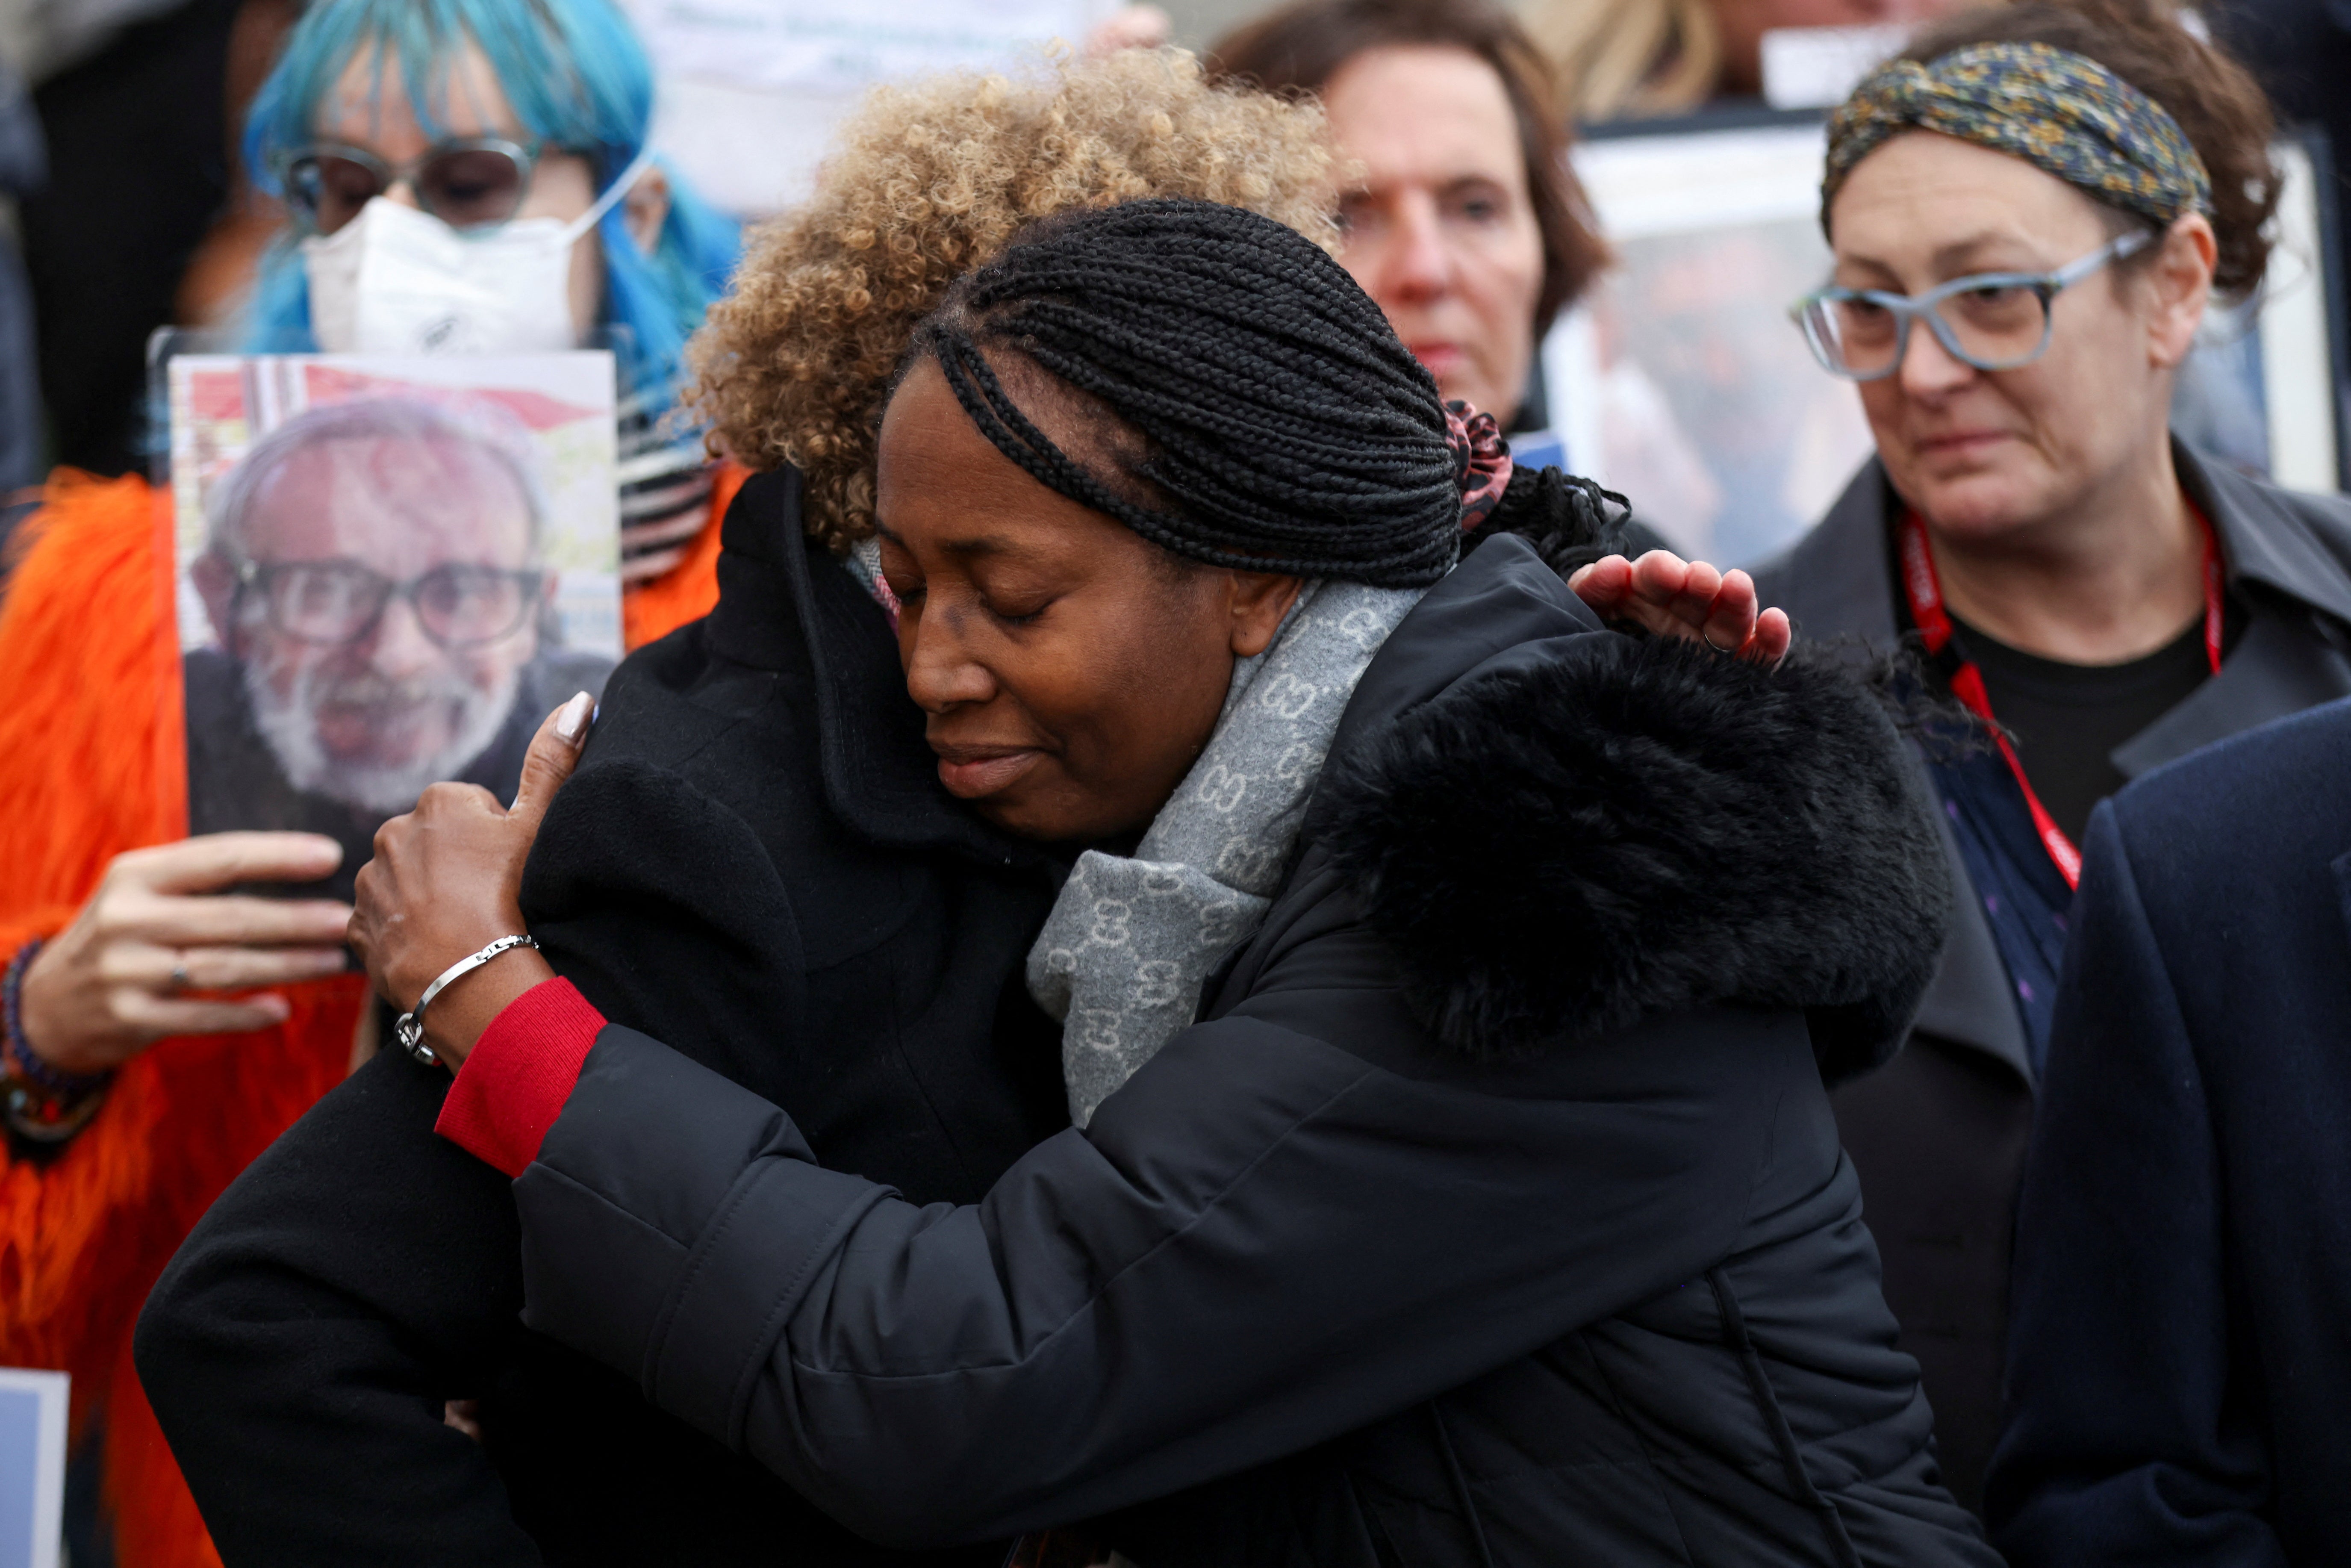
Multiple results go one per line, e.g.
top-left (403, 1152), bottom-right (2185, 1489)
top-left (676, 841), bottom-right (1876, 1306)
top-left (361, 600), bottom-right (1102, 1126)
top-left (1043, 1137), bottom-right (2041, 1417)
top-left (1311, 634), bottom-right (1950, 1078)
top-left (2264, 478), bottom-right (2351, 566)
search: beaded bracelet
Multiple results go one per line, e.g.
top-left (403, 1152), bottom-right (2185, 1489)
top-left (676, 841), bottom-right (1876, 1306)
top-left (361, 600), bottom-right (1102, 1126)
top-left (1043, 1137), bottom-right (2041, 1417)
top-left (3, 940), bottom-right (112, 1144)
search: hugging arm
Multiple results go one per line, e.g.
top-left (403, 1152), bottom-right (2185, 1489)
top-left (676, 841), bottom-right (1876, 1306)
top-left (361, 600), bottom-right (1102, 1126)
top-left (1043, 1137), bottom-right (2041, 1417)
top-left (498, 920), bottom-right (1791, 1551)
top-left (132, 712), bottom-right (787, 1567)
top-left (134, 1048), bottom-right (548, 1568)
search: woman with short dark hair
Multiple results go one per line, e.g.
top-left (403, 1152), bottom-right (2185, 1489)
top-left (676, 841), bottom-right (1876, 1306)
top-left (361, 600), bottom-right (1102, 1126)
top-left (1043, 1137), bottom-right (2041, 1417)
top-left (1211, 0), bottom-right (1606, 448)
top-left (339, 198), bottom-right (1996, 1564)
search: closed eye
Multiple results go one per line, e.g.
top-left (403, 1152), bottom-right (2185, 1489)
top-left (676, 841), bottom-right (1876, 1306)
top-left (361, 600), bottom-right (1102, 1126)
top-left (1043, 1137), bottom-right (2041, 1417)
top-left (987, 597), bottom-right (1052, 628)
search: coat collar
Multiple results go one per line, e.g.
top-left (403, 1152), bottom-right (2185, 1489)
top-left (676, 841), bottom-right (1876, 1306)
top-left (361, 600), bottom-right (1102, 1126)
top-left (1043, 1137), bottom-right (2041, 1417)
top-left (1753, 464), bottom-right (2037, 1079)
top-left (1750, 458), bottom-right (1904, 647)
top-left (2116, 448), bottom-right (2351, 777)
top-left (2186, 444), bottom-right (2351, 630)
top-left (704, 469), bottom-right (1055, 874)
top-left (1295, 530), bottom-right (1955, 1082)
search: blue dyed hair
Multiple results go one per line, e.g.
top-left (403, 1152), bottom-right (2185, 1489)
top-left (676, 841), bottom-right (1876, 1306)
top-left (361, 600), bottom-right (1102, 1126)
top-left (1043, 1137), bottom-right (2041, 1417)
top-left (241, 0), bottom-right (738, 411)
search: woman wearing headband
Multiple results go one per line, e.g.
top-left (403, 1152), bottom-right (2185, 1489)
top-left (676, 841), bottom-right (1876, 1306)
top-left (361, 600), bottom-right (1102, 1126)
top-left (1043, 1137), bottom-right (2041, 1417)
top-left (1753, 0), bottom-right (2351, 1514)
top-left (312, 197), bottom-right (1996, 1563)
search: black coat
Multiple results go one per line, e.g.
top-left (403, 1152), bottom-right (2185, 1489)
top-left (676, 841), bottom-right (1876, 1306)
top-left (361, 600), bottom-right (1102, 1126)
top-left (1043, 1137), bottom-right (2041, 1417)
top-left (1985, 695), bottom-right (2351, 1564)
top-left (138, 471), bottom-right (1071, 1566)
top-left (478, 527), bottom-right (1997, 1563)
top-left (1751, 442), bottom-right (2351, 1512)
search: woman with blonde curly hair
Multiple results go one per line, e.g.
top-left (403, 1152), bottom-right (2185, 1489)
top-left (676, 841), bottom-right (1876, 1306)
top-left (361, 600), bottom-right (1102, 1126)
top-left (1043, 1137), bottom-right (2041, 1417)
top-left (133, 51), bottom-right (1349, 1568)
top-left (137, 46), bottom-right (1792, 1568)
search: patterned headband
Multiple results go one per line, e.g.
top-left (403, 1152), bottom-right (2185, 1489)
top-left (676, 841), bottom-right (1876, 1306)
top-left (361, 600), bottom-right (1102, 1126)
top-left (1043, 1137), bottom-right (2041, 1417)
top-left (1822, 41), bottom-right (2212, 232)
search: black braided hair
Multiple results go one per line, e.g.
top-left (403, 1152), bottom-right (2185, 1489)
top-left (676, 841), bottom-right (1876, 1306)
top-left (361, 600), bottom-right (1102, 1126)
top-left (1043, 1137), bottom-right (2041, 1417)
top-left (906, 198), bottom-right (1462, 588)
top-left (1464, 464), bottom-right (1638, 578)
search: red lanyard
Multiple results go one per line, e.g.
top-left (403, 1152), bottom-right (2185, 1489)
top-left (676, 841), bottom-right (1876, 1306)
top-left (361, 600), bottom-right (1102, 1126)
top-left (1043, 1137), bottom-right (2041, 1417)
top-left (1898, 506), bottom-right (2222, 890)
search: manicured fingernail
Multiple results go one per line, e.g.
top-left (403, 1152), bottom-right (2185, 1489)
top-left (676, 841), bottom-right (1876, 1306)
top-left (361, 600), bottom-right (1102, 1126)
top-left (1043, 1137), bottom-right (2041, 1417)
top-left (556, 691), bottom-right (592, 743)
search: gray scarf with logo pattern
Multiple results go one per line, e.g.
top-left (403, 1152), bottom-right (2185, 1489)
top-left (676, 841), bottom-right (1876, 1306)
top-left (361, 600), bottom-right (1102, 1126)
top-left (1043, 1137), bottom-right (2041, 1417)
top-left (1028, 578), bottom-right (1428, 1126)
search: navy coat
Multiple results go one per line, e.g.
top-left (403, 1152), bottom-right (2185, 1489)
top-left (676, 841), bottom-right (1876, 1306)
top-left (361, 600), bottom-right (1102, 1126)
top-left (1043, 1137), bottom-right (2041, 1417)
top-left (1985, 695), bottom-right (2351, 1563)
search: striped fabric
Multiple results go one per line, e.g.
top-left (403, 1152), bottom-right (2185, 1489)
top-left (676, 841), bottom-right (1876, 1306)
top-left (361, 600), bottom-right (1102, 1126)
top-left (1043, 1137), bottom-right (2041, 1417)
top-left (617, 392), bottom-right (716, 583)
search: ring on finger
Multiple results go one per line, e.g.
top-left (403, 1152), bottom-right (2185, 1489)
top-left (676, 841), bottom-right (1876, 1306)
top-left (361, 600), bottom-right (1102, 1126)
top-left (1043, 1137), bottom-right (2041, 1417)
top-left (1702, 631), bottom-right (1738, 654)
top-left (168, 954), bottom-right (191, 994)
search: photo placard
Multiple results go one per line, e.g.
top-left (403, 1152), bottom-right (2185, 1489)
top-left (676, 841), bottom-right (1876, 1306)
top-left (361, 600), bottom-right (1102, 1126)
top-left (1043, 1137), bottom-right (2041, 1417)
top-left (163, 351), bottom-right (621, 898)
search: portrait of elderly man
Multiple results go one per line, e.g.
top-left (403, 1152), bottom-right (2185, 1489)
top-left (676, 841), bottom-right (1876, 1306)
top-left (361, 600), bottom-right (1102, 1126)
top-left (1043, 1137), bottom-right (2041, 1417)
top-left (185, 396), bottom-right (610, 901)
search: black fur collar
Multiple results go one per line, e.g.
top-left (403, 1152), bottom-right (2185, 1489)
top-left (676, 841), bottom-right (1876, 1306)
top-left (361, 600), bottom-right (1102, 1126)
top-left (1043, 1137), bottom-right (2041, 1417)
top-left (1315, 635), bottom-right (1951, 1083)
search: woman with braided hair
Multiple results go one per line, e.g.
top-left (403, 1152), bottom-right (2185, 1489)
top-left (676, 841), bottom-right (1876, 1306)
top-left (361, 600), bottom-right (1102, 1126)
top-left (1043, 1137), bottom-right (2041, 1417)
top-left (135, 58), bottom-right (1777, 1566)
top-left (299, 197), bottom-right (1996, 1564)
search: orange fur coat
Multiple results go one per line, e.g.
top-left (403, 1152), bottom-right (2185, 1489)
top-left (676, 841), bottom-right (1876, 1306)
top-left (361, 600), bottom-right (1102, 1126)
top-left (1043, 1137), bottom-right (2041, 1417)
top-left (0, 464), bottom-right (736, 1567)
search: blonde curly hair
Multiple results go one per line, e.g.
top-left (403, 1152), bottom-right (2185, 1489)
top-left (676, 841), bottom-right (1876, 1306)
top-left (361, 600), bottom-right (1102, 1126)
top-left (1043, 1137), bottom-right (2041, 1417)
top-left (682, 48), bottom-right (1340, 554)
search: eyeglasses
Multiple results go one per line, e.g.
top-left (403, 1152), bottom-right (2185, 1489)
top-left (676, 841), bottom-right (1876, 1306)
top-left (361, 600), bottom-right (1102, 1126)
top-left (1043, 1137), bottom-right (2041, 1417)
top-left (277, 138), bottom-right (548, 235)
top-left (1791, 231), bottom-right (2155, 381)
top-left (233, 558), bottom-right (547, 648)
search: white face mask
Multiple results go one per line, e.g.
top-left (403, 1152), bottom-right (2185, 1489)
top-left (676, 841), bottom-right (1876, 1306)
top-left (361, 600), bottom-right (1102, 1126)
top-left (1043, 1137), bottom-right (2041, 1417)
top-left (301, 146), bottom-right (655, 357)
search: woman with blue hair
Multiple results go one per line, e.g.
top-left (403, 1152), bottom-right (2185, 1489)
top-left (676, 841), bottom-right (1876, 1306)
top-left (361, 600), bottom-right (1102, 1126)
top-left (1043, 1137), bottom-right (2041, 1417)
top-left (0, 3), bottom-right (734, 1563)
top-left (245, 0), bottom-right (742, 624)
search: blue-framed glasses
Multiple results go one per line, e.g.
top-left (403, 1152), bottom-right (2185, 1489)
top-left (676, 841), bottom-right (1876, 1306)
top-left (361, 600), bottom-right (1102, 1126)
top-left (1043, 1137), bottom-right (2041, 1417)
top-left (1791, 230), bottom-right (2155, 381)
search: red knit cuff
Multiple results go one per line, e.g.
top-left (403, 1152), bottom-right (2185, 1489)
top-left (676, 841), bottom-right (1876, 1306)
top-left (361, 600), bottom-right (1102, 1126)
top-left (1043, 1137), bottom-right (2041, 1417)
top-left (433, 977), bottom-right (606, 1177)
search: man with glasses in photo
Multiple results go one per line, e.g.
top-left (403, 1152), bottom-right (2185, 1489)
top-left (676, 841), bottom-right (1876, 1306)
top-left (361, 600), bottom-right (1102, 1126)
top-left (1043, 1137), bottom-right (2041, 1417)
top-left (185, 396), bottom-right (609, 901)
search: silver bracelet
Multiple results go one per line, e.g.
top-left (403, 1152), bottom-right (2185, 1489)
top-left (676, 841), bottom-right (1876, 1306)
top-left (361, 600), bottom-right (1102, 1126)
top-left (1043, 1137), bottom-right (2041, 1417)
top-left (394, 935), bottom-right (540, 1067)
